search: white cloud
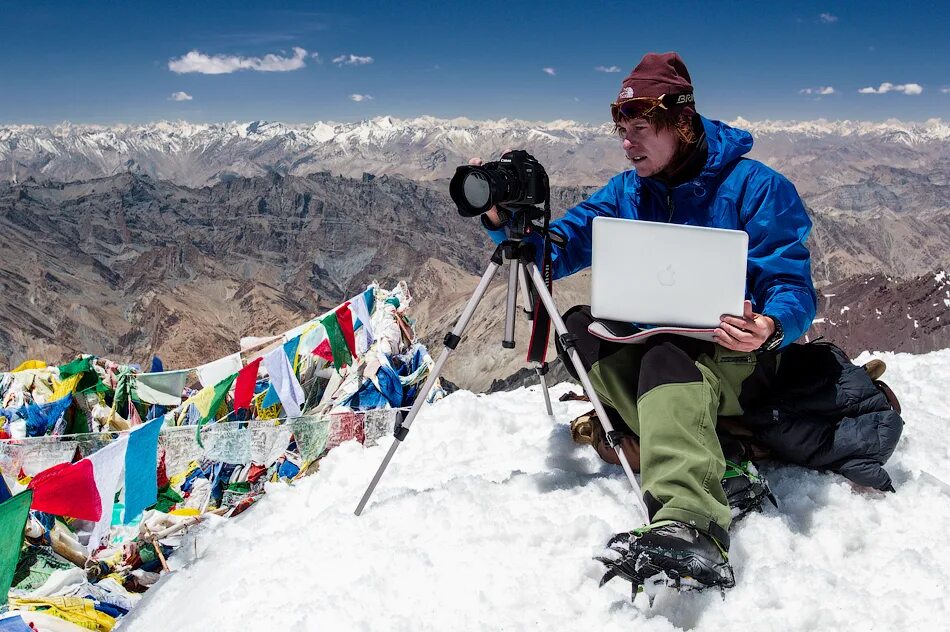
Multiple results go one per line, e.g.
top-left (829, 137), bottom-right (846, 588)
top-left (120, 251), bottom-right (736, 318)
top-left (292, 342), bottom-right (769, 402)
top-left (169, 91), bottom-right (193, 101)
top-left (799, 86), bottom-right (835, 95)
top-left (595, 65), bottom-right (621, 73)
top-left (858, 82), bottom-right (924, 95)
top-left (333, 54), bottom-right (374, 66)
top-left (310, 52), bottom-right (322, 63)
top-left (349, 94), bottom-right (374, 102)
top-left (168, 47), bottom-right (308, 74)
top-left (941, 87), bottom-right (950, 94)
top-left (542, 67), bottom-right (556, 76)
top-left (819, 12), bottom-right (838, 23)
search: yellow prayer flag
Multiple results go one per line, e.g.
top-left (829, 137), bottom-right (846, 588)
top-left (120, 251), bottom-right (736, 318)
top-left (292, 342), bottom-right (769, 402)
top-left (11, 360), bottom-right (47, 373)
top-left (177, 385), bottom-right (216, 425)
top-left (50, 373), bottom-right (82, 401)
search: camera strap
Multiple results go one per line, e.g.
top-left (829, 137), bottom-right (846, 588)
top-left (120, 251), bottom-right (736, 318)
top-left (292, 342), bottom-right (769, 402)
top-left (526, 201), bottom-right (554, 364)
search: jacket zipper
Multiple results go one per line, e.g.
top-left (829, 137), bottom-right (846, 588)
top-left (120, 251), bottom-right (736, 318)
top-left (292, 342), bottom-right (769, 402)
top-left (666, 190), bottom-right (674, 222)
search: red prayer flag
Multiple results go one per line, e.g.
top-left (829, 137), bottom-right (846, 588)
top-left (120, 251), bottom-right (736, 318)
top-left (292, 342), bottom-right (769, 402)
top-left (337, 302), bottom-right (357, 357)
top-left (233, 357), bottom-right (263, 412)
top-left (312, 339), bottom-right (334, 363)
top-left (28, 459), bottom-right (102, 521)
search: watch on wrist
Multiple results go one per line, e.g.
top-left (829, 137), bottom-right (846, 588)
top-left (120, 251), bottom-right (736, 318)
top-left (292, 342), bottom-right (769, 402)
top-left (759, 314), bottom-right (784, 352)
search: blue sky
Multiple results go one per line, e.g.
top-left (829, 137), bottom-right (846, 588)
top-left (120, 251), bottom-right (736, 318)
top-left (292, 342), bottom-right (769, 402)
top-left (0, 0), bottom-right (947, 125)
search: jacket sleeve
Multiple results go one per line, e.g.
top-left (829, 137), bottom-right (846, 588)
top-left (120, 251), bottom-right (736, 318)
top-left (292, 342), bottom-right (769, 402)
top-left (741, 172), bottom-right (818, 348)
top-left (481, 174), bottom-right (625, 280)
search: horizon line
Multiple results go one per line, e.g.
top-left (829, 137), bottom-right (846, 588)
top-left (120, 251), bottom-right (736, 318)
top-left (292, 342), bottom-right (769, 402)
top-left (1, 115), bottom-right (948, 129)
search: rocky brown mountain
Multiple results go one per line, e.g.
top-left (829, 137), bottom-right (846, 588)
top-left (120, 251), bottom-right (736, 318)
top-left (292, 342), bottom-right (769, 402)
top-left (806, 271), bottom-right (950, 356)
top-left (1, 152), bottom-right (948, 390)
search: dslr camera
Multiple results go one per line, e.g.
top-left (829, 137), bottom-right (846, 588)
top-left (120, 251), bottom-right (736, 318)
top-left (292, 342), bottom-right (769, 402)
top-left (449, 150), bottom-right (549, 217)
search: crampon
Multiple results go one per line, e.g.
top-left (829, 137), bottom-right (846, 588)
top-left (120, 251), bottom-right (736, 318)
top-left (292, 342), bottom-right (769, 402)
top-left (723, 459), bottom-right (777, 521)
top-left (595, 521), bottom-right (735, 604)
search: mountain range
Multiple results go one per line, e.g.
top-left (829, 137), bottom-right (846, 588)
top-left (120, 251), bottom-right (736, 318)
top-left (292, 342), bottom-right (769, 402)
top-left (3, 116), bottom-right (948, 189)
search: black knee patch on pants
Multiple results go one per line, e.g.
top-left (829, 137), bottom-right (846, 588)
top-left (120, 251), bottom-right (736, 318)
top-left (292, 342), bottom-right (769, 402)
top-left (556, 305), bottom-right (636, 438)
top-left (637, 341), bottom-right (704, 398)
top-left (556, 305), bottom-right (627, 380)
top-left (643, 491), bottom-right (662, 521)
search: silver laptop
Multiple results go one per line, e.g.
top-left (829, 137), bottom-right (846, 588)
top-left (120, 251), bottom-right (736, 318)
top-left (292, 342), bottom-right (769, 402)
top-left (591, 217), bottom-right (748, 328)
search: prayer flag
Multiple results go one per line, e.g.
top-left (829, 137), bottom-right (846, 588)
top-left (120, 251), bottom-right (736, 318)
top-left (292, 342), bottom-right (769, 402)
top-left (191, 374), bottom-right (237, 447)
top-left (298, 323), bottom-right (325, 356)
top-left (196, 353), bottom-right (242, 388)
top-left (261, 384), bottom-right (281, 409)
top-left (123, 417), bottom-right (164, 523)
top-left (321, 308), bottom-right (353, 370)
top-left (21, 396), bottom-right (73, 437)
top-left (57, 356), bottom-right (92, 379)
top-left (135, 369), bottom-right (189, 406)
top-left (50, 373), bottom-right (81, 401)
top-left (11, 360), bottom-right (46, 373)
top-left (233, 357), bottom-right (263, 413)
top-left (283, 335), bottom-right (301, 374)
top-left (363, 286), bottom-right (376, 314)
top-left (28, 458), bottom-right (101, 520)
top-left (337, 302), bottom-right (357, 358)
top-left (351, 291), bottom-right (375, 355)
top-left (0, 490), bottom-right (33, 603)
top-left (262, 345), bottom-right (305, 418)
top-left (312, 338), bottom-right (333, 363)
top-left (85, 435), bottom-right (130, 551)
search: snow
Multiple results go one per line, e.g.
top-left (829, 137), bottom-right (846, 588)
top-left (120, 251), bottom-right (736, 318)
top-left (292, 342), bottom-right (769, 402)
top-left (122, 350), bottom-right (950, 632)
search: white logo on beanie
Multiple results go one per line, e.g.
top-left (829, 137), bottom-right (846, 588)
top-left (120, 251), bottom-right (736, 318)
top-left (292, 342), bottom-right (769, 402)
top-left (618, 86), bottom-right (634, 100)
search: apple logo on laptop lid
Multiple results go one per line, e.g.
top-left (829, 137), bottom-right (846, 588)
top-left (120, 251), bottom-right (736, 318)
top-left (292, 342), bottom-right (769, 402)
top-left (658, 264), bottom-right (676, 287)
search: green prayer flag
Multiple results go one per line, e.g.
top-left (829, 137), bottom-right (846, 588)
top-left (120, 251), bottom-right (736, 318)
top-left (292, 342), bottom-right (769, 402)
top-left (321, 312), bottom-right (353, 370)
top-left (292, 416), bottom-right (331, 463)
top-left (57, 356), bottom-right (92, 379)
top-left (0, 490), bottom-right (34, 602)
top-left (195, 374), bottom-right (237, 448)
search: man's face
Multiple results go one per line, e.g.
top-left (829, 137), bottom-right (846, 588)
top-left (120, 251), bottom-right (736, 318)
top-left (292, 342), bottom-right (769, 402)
top-left (617, 117), bottom-right (678, 178)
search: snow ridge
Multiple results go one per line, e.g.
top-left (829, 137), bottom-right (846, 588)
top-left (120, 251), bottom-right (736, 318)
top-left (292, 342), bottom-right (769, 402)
top-left (123, 350), bottom-right (950, 632)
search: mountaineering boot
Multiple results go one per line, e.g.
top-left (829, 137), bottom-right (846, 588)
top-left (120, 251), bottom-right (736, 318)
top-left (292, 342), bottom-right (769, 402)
top-left (722, 459), bottom-right (777, 521)
top-left (863, 359), bottom-right (886, 381)
top-left (596, 520), bottom-right (735, 600)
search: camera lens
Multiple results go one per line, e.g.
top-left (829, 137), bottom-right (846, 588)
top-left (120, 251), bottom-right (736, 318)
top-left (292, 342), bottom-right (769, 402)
top-left (462, 172), bottom-right (491, 209)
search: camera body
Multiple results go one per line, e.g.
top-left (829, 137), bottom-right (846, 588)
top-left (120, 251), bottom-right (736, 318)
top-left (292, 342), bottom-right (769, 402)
top-left (450, 150), bottom-right (549, 217)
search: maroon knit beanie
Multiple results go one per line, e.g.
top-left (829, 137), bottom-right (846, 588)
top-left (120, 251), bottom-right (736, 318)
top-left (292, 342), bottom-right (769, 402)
top-left (614, 52), bottom-right (696, 119)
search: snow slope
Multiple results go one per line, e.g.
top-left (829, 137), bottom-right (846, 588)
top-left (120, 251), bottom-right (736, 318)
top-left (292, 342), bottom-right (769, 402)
top-left (123, 349), bottom-right (950, 631)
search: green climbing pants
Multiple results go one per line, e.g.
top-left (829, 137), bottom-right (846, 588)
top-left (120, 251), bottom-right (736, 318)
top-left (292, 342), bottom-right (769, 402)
top-left (557, 306), bottom-right (777, 544)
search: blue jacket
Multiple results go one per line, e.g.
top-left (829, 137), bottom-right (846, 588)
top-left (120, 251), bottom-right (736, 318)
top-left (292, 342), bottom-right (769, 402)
top-left (485, 116), bottom-right (818, 348)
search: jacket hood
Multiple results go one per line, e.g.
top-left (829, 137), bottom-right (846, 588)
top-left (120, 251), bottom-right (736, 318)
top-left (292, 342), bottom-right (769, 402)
top-left (698, 116), bottom-right (753, 181)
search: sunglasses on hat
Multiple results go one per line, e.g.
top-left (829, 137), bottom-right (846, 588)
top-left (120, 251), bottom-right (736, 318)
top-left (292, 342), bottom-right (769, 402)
top-left (610, 91), bottom-right (695, 122)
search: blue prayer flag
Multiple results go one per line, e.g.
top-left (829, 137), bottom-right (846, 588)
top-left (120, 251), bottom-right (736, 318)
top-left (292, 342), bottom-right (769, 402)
top-left (123, 417), bottom-right (164, 523)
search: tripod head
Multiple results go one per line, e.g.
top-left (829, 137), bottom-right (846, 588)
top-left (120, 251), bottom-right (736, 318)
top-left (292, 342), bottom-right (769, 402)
top-left (501, 203), bottom-right (567, 248)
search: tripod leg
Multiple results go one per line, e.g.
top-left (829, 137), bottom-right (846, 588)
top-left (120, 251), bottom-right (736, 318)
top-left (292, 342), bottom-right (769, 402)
top-left (536, 364), bottom-right (554, 417)
top-left (503, 255), bottom-right (519, 348)
top-left (523, 263), bottom-right (649, 521)
top-left (354, 259), bottom-right (502, 516)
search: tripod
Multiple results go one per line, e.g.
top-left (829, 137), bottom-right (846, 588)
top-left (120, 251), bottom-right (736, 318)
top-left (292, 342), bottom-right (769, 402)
top-left (354, 211), bottom-right (648, 520)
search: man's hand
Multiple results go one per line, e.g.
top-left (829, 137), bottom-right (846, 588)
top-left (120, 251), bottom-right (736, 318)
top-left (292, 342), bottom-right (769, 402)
top-left (713, 300), bottom-right (775, 352)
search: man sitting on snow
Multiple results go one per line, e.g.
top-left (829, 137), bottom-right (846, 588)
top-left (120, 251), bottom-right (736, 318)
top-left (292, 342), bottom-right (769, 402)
top-left (479, 52), bottom-right (903, 595)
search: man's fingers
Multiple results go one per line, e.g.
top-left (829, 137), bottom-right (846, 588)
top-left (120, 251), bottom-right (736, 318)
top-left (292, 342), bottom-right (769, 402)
top-left (719, 321), bottom-right (755, 342)
top-left (743, 300), bottom-right (754, 320)
top-left (714, 327), bottom-right (739, 346)
top-left (469, 157), bottom-right (483, 166)
top-left (720, 314), bottom-right (754, 329)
